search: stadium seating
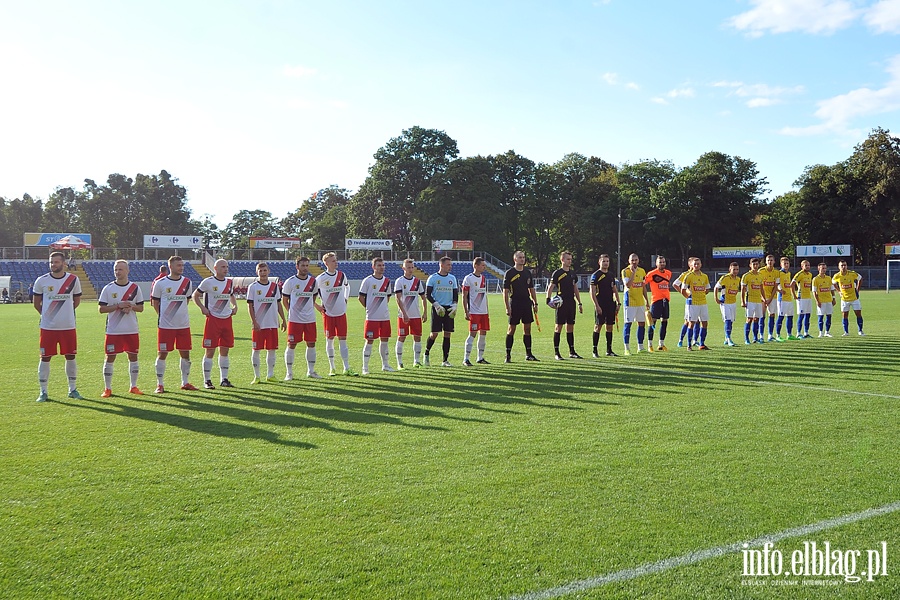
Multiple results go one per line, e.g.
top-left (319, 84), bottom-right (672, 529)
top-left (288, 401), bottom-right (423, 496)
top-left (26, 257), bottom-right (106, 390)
top-left (0, 261), bottom-right (46, 286)
top-left (415, 262), bottom-right (500, 281)
top-left (81, 261), bottom-right (203, 290)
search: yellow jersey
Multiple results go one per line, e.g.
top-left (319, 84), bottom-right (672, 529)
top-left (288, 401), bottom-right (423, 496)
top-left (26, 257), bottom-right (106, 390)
top-left (621, 266), bottom-right (647, 307)
top-left (792, 270), bottom-right (813, 300)
top-left (681, 271), bottom-right (710, 305)
top-left (716, 273), bottom-right (741, 305)
top-left (813, 274), bottom-right (834, 303)
top-left (759, 266), bottom-right (780, 302)
top-left (741, 271), bottom-right (764, 303)
top-left (778, 270), bottom-right (795, 302)
top-left (832, 271), bottom-right (861, 302)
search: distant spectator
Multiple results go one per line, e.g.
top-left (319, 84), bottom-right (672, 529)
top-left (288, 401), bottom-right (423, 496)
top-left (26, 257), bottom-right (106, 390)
top-left (1, 288), bottom-right (9, 303)
top-left (154, 265), bottom-right (169, 282)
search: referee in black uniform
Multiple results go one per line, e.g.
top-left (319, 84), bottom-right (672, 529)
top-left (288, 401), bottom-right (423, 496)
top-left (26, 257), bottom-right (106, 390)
top-left (503, 250), bottom-right (539, 362)
top-left (546, 251), bottom-right (583, 359)
top-left (589, 254), bottom-right (620, 357)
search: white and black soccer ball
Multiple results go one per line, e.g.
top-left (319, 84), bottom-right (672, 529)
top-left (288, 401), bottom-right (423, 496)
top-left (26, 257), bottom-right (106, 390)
top-left (548, 295), bottom-right (564, 309)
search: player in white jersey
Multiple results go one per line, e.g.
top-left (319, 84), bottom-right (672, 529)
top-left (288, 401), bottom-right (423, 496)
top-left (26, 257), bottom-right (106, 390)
top-left (98, 260), bottom-right (144, 397)
top-left (33, 251), bottom-right (83, 402)
top-left (193, 259), bottom-right (237, 389)
top-left (151, 255), bottom-right (197, 393)
top-left (394, 257), bottom-right (428, 369)
top-left (316, 252), bottom-right (356, 376)
top-left (247, 262), bottom-right (287, 383)
top-left (462, 257), bottom-right (491, 366)
top-left (282, 256), bottom-right (321, 380)
top-left (358, 257), bottom-right (395, 375)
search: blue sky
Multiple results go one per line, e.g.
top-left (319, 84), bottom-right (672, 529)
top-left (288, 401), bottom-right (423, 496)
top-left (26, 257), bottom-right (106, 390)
top-left (2, 0), bottom-right (899, 229)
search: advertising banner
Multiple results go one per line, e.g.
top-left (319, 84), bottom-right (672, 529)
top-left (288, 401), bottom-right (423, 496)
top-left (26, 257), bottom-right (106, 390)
top-left (712, 246), bottom-right (765, 259)
top-left (250, 237), bottom-right (302, 249)
top-left (143, 235), bottom-right (204, 249)
top-left (24, 232), bottom-right (93, 247)
top-left (432, 239), bottom-right (475, 251)
top-left (796, 245), bottom-right (851, 257)
top-left (345, 239), bottom-right (393, 250)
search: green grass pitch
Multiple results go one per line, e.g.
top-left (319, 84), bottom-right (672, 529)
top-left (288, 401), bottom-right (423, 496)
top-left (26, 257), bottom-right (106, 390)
top-left (1, 292), bottom-right (898, 598)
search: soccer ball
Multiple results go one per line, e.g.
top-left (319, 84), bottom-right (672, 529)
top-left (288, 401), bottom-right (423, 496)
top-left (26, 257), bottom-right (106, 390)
top-left (548, 296), bottom-right (564, 309)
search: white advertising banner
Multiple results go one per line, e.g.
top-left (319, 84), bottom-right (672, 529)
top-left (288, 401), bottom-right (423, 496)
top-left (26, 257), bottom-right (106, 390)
top-left (144, 235), bottom-right (204, 249)
top-left (345, 238), bottom-right (393, 250)
top-left (796, 245), bottom-right (851, 257)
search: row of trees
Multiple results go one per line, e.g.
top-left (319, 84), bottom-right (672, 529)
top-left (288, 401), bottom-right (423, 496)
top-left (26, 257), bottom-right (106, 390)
top-left (2, 128), bottom-right (898, 273)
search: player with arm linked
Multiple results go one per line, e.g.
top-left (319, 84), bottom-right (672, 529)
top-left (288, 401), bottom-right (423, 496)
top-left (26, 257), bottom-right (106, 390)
top-left (358, 257), bottom-right (395, 375)
top-left (394, 258), bottom-right (428, 368)
top-left (671, 260), bottom-right (694, 348)
top-left (679, 257), bottom-right (711, 350)
top-left (813, 262), bottom-right (836, 337)
top-left (774, 256), bottom-right (797, 341)
top-left (424, 256), bottom-right (459, 367)
top-left (833, 260), bottom-right (864, 336)
top-left (98, 260), bottom-right (145, 397)
top-left (282, 256), bottom-right (321, 379)
top-left (759, 254), bottom-right (780, 342)
top-left (192, 258), bottom-right (238, 389)
top-left (316, 252), bottom-right (356, 376)
top-left (150, 255), bottom-right (197, 393)
top-left (740, 257), bottom-right (765, 344)
top-left (462, 257), bottom-right (491, 366)
top-left (792, 259), bottom-right (814, 338)
top-left (644, 255), bottom-right (672, 352)
top-left (247, 262), bottom-right (287, 383)
top-left (503, 250), bottom-right (540, 362)
top-left (714, 262), bottom-right (741, 347)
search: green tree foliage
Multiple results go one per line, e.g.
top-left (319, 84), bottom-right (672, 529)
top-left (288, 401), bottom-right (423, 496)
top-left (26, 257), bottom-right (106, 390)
top-left (0, 194), bottom-right (44, 247)
top-left (281, 186), bottom-right (351, 250)
top-left (656, 152), bottom-right (767, 264)
top-left (418, 156), bottom-right (506, 257)
top-left (220, 209), bottom-right (278, 250)
top-left (349, 126), bottom-right (459, 251)
top-left (491, 150), bottom-right (536, 254)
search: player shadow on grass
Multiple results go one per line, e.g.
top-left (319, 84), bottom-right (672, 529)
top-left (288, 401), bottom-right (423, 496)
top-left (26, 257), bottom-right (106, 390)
top-left (58, 397), bottom-right (317, 449)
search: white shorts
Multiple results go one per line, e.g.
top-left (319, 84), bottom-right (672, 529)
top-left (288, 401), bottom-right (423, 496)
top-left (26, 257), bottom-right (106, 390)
top-left (817, 302), bottom-right (834, 316)
top-left (840, 299), bottom-right (862, 312)
top-left (719, 303), bottom-right (736, 322)
top-left (745, 302), bottom-right (763, 319)
top-left (688, 304), bottom-right (710, 322)
top-left (796, 298), bottom-right (812, 315)
top-left (777, 300), bottom-right (794, 317)
top-left (764, 300), bottom-right (777, 316)
top-left (624, 305), bottom-right (646, 324)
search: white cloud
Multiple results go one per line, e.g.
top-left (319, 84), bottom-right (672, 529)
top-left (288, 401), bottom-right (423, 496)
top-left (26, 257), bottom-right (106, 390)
top-left (666, 87), bottom-right (695, 98)
top-left (865, 0), bottom-right (900, 33)
top-left (602, 72), bottom-right (639, 90)
top-left (780, 54), bottom-right (900, 134)
top-left (747, 97), bottom-right (781, 107)
top-left (712, 80), bottom-right (744, 88)
top-left (651, 97), bottom-right (669, 105)
top-left (726, 0), bottom-right (861, 36)
top-left (282, 64), bottom-right (317, 78)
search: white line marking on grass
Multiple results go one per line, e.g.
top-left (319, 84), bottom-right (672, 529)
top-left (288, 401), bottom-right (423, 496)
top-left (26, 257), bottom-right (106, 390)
top-left (508, 500), bottom-right (900, 600)
top-left (612, 363), bottom-right (900, 400)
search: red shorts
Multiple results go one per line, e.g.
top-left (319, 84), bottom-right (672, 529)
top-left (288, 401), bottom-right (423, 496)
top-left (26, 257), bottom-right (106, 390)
top-left (252, 328), bottom-right (279, 350)
top-left (40, 328), bottom-right (77, 356)
top-left (468, 313), bottom-right (490, 332)
top-left (158, 327), bottom-right (192, 352)
top-left (105, 333), bottom-right (140, 355)
top-left (324, 314), bottom-right (348, 339)
top-left (288, 321), bottom-right (317, 344)
top-left (364, 320), bottom-right (391, 340)
top-left (203, 315), bottom-right (235, 349)
top-left (397, 317), bottom-right (423, 338)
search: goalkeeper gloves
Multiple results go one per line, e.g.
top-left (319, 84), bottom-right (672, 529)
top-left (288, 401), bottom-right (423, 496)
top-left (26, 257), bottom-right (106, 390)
top-left (448, 304), bottom-right (457, 318)
top-left (435, 305), bottom-right (446, 317)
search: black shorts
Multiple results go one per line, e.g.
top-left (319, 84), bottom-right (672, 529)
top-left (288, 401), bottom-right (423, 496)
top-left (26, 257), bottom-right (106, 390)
top-left (650, 299), bottom-right (670, 320)
top-left (595, 302), bottom-right (616, 326)
top-left (508, 303), bottom-right (534, 325)
top-left (431, 307), bottom-right (455, 333)
top-left (554, 299), bottom-right (576, 325)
